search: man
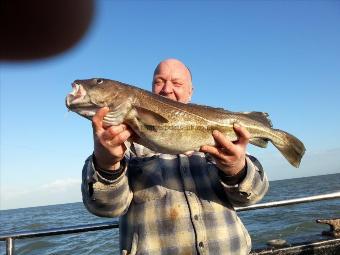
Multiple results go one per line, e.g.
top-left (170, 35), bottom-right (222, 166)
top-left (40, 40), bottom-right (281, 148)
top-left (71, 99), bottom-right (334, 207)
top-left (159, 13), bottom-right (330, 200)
top-left (82, 59), bottom-right (269, 254)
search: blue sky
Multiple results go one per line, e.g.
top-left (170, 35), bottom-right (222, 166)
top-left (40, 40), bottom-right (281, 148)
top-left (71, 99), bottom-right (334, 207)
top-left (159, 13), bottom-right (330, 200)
top-left (1, 1), bottom-right (340, 209)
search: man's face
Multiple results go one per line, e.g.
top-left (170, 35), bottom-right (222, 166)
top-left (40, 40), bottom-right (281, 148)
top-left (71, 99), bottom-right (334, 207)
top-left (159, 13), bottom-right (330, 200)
top-left (152, 60), bottom-right (193, 104)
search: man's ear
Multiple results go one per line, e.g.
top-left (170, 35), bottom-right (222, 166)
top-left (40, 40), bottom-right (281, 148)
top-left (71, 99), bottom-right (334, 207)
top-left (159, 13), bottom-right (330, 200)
top-left (188, 85), bottom-right (194, 102)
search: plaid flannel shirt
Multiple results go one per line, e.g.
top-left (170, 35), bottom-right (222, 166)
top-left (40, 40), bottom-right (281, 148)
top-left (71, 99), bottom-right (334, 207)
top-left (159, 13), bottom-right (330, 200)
top-left (82, 143), bottom-right (269, 255)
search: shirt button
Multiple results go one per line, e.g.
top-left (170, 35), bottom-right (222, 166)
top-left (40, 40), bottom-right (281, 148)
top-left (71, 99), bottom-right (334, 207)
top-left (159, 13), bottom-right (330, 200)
top-left (199, 242), bottom-right (204, 248)
top-left (194, 215), bottom-right (198, 221)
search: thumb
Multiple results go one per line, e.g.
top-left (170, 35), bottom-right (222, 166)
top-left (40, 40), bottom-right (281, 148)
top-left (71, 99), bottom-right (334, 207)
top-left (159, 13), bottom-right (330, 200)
top-left (92, 107), bottom-right (110, 132)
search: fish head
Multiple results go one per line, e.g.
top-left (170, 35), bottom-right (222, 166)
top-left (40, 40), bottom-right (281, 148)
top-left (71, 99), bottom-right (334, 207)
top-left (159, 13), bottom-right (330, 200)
top-left (65, 78), bottom-right (123, 119)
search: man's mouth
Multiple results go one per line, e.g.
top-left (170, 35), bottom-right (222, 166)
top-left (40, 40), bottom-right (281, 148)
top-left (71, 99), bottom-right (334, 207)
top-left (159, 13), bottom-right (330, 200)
top-left (158, 92), bottom-right (178, 102)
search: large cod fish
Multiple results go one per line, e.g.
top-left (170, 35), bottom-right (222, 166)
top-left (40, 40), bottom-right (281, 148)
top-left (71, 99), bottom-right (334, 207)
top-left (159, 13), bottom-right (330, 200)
top-left (65, 78), bottom-right (305, 167)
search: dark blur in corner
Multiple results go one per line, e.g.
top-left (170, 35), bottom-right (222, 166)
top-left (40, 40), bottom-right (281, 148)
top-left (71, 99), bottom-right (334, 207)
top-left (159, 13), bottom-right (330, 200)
top-left (0, 0), bottom-right (94, 61)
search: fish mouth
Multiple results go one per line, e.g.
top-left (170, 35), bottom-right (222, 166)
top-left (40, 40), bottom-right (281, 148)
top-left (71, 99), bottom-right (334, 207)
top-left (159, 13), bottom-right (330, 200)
top-left (66, 83), bottom-right (97, 117)
top-left (66, 83), bottom-right (87, 108)
top-left (69, 105), bottom-right (97, 117)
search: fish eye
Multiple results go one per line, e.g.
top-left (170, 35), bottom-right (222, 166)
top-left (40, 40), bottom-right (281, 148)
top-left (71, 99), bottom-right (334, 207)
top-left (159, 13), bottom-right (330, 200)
top-left (96, 79), bottom-right (103, 84)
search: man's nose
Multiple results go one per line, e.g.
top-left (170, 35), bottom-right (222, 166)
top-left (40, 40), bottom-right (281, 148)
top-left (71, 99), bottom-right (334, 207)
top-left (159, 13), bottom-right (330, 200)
top-left (161, 81), bottom-right (173, 94)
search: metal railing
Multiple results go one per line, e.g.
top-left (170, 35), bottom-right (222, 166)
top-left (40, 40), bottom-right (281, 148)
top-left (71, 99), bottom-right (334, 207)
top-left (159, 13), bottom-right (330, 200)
top-left (235, 191), bottom-right (340, 211)
top-left (0, 222), bottom-right (119, 255)
top-left (1, 191), bottom-right (340, 255)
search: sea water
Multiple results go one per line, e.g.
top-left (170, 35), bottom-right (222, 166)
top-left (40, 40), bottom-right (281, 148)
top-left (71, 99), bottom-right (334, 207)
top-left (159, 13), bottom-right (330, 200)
top-left (1, 173), bottom-right (339, 255)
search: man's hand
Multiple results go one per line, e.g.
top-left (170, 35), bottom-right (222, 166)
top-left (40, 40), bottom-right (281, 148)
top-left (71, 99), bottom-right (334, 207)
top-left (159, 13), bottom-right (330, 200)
top-left (200, 123), bottom-right (250, 176)
top-left (92, 107), bottom-right (133, 171)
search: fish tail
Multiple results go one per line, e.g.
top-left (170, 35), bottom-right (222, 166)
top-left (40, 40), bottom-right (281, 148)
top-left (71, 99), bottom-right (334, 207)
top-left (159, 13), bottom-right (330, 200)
top-left (271, 129), bottom-right (306, 168)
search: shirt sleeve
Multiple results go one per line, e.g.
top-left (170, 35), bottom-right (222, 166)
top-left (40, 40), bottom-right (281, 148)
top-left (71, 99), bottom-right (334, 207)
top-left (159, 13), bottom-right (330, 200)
top-left (219, 155), bottom-right (269, 207)
top-left (81, 155), bottom-right (133, 218)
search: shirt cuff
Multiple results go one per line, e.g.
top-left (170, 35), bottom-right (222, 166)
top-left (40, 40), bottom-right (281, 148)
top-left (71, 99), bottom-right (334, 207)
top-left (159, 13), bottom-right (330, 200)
top-left (92, 154), bottom-right (127, 183)
top-left (219, 156), bottom-right (257, 192)
top-left (236, 156), bottom-right (259, 195)
top-left (218, 161), bottom-right (247, 186)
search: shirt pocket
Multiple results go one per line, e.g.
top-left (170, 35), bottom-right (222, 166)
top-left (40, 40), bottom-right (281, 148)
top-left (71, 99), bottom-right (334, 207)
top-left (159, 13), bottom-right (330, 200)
top-left (128, 156), bottom-right (167, 203)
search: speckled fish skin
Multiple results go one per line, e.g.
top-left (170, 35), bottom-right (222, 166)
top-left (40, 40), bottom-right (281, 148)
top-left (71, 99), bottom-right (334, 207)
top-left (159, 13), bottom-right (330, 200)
top-left (66, 78), bottom-right (306, 168)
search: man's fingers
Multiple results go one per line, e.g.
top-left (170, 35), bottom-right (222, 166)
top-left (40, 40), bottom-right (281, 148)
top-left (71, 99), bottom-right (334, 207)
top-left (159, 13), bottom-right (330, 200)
top-left (212, 130), bottom-right (235, 153)
top-left (200, 145), bottom-right (218, 155)
top-left (102, 124), bottom-right (127, 140)
top-left (233, 123), bottom-right (251, 146)
top-left (105, 130), bottom-right (132, 147)
top-left (92, 107), bottom-right (109, 132)
top-left (200, 145), bottom-right (226, 160)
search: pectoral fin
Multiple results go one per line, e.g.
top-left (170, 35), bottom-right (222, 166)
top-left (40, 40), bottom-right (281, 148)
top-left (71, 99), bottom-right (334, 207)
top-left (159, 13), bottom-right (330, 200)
top-left (135, 106), bottom-right (169, 126)
top-left (103, 100), bottom-right (133, 126)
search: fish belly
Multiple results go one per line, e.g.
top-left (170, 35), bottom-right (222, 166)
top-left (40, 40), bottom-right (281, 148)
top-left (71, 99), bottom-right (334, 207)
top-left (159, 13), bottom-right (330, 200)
top-left (136, 123), bottom-right (237, 154)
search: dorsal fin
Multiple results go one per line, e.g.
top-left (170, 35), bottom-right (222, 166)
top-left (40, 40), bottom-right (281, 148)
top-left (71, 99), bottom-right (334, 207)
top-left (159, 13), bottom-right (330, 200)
top-left (239, 111), bottom-right (273, 128)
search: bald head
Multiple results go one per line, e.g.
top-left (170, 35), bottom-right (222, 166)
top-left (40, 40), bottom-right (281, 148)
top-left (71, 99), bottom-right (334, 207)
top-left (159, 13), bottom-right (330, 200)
top-left (154, 59), bottom-right (192, 82)
top-left (152, 59), bottom-right (193, 103)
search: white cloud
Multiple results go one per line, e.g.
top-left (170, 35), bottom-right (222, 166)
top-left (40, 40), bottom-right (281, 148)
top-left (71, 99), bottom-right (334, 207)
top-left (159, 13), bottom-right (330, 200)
top-left (41, 178), bottom-right (81, 191)
top-left (1, 178), bottom-right (82, 210)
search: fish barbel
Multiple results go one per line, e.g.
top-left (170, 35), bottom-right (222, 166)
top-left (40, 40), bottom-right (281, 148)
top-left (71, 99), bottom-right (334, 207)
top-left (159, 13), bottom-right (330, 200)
top-left (65, 78), bottom-right (306, 167)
